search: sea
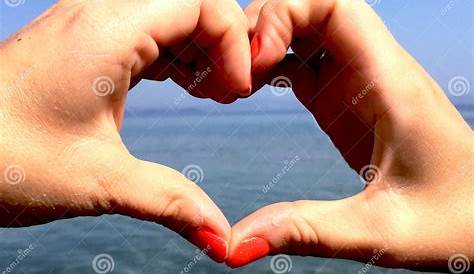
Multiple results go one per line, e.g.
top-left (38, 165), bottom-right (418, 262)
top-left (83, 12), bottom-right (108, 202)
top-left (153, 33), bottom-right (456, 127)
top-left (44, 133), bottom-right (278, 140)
top-left (1, 99), bottom-right (472, 274)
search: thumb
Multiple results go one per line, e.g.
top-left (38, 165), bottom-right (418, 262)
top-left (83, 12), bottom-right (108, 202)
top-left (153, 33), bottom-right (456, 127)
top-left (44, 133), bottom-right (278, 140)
top-left (107, 158), bottom-right (230, 263)
top-left (227, 194), bottom-right (388, 268)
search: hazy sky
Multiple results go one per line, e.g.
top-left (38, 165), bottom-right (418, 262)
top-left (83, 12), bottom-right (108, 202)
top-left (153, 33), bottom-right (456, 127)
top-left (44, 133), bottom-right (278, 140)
top-left (0, 0), bottom-right (472, 111)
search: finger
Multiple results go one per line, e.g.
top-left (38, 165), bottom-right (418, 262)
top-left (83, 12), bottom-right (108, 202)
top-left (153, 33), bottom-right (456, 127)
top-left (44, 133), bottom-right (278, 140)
top-left (143, 54), bottom-right (240, 103)
top-left (169, 39), bottom-right (201, 65)
top-left (265, 54), bottom-right (320, 107)
top-left (202, 0), bottom-right (253, 94)
top-left (265, 54), bottom-right (375, 172)
top-left (142, 54), bottom-right (210, 99)
top-left (227, 195), bottom-right (386, 268)
top-left (250, 0), bottom-right (402, 74)
top-left (126, 0), bottom-right (251, 97)
top-left (244, 0), bottom-right (269, 30)
top-left (244, 0), bottom-right (324, 63)
top-left (165, 59), bottom-right (239, 103)
top-left (243, 0), bottom-right (275, 92)
top-left (108, 157), bottom-right (230, 263)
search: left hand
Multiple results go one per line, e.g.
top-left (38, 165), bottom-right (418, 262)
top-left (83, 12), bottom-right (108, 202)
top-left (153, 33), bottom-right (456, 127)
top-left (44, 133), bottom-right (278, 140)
top-left (0, 0), bottom-right (252, 262)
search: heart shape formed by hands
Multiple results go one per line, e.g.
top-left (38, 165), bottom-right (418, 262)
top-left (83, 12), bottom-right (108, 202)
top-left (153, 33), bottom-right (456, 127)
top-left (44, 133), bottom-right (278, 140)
top-left (0, 0), bottom-right (472, 272)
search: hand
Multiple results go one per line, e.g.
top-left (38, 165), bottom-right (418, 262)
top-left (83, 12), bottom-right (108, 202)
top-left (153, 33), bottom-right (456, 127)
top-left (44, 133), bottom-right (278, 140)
top-left (227, 0), bottom-right (474, 271)
top-left (0, 0), bottom-right (252, 262)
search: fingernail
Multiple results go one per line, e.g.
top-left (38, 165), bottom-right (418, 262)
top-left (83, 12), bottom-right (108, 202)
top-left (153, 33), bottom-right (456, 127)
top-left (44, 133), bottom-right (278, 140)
top-left (190, 229), bottom-right (227, 263)
top-left (251, 34), bottom-right (261, 60)
top-left (226, 237), bottom-right (270, 268)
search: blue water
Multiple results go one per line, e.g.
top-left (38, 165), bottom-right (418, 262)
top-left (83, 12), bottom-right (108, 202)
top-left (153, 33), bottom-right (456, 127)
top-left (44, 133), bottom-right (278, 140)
top-left (1, 107), bottom-right (472, 274)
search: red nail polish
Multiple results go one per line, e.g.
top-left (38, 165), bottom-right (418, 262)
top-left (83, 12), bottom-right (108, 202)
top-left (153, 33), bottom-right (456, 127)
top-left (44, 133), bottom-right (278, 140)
top-left (251, 34), bottom-right (261, 60)
top-left (226, 237), bottom-right (270, 268)
top-left (190, 229), bottom-right (227, 263)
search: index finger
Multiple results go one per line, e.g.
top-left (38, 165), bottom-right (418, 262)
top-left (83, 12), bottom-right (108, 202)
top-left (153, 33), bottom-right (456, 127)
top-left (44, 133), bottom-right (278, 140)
top-left (114, 0), bottom-right (252, 96)
top-left (247, 0), bottom-right (402, 74)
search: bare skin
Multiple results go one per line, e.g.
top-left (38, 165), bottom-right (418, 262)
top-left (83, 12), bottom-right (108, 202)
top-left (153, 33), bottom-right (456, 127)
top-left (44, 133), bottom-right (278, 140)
top-left (0, 0), bottom-right (472, 272)
top-left (0, 0), bottom-right (253, 262)
top-left (227, 0), bottom-right (474, 271)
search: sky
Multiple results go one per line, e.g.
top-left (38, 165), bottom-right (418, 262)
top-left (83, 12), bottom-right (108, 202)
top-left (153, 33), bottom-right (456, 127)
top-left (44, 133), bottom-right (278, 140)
top-left (0, 0), bottom-right (472, 112)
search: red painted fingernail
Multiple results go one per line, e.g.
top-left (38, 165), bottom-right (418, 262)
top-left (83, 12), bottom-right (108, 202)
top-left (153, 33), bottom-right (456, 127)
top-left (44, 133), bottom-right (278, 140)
top-left (226, 237), bottom-right (270, 268)
top-left (190, 229), bottom-right (227, 263)
top-left (251, 34), bottom-right (261, 60)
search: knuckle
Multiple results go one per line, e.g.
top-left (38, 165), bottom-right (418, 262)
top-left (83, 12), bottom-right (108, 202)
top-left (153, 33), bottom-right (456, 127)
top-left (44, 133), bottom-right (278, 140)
top-left (282, 0), bottom-right (305, 13)
top-left (158, 186), bottom-right (204, 231)
top-left (159, 195), bottom-right (186, 221)
top-left (131, 161), bottom-right (203, 226)
top-left (290, 201), bottom-right (320, 247)
top-left (260, 0), bottom-right (293, 48)
top-left (263, 0), bottom-right (303, 16)
top-left (269, 201), bottom-right (320, 255)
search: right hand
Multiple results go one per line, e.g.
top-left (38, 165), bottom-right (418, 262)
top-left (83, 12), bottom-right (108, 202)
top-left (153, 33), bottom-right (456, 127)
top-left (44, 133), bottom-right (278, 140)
top-left (227, 0), bottom-right (474, 271)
